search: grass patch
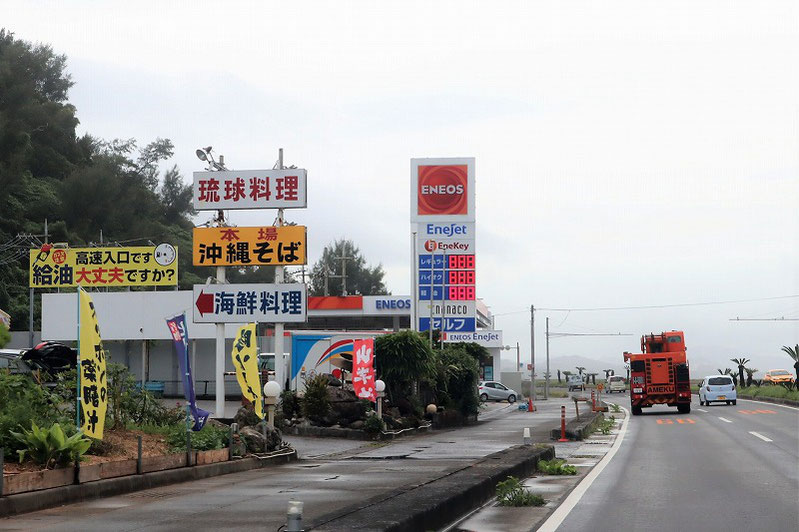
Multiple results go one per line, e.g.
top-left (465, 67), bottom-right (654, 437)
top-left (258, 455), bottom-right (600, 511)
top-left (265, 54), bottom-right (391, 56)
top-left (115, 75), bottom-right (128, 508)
top-left (738, 385), bottom-right (799, 402)
top-left (609, 403), bottom-right (621, 413)
top-left (495, 476), bottom-right (547, 507)
top-left (537, 459), bottom-right (578, 475)
top-left (596, 416), bottom-right (616, 435)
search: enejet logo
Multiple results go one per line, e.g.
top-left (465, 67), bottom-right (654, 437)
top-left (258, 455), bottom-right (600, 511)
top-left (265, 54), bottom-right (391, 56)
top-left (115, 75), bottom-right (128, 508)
top-left (418, 165), bottom-right (468, 215)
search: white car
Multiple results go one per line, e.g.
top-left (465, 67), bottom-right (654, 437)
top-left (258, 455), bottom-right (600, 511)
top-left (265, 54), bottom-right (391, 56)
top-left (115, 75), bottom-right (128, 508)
top-left (606, 375), bottom-right (626, 393)
top-left (698, 375), bottom-right (737, 406)
top-left (478, 381), bottom-right (518, 403)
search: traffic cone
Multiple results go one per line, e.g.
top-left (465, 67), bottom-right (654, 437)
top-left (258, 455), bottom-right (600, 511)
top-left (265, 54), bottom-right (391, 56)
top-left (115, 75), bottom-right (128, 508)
top-left (527, 397), bottom-right (535, 412)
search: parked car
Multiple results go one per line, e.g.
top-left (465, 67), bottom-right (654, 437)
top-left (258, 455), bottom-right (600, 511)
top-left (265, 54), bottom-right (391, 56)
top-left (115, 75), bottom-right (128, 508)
top-left (606, 375), bottom-right (626, 393)
top-left (698, 375), bottom-right (737, 406)
top-left (763, 369), bottom-right (795, 385)
top-left (567, 374), bottom-right (585, 392)
top-left (478, 381), bottom-right (518, 403)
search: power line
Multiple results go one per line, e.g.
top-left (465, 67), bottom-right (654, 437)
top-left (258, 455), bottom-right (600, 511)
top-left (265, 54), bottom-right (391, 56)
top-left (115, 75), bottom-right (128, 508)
top-left (729, 317), bottom-right (799, 322)
top-left (493, 294), bottom-right (799, 316)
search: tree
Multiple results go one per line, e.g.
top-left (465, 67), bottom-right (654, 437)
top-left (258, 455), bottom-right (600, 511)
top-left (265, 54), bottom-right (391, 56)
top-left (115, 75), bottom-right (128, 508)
top-left (556, 369), bottom-right (561, 383)
top-left (624, 364), bottom-right (630, 382)
top-left (602, 369), bottom-right (613, 380)
top-left (575, 366), bottom-right (586, 381)
top-left (562, 370), bottom-right (573, 379)
top-left (309, 239), bottom-right (388, 296)
top-left (781, 344), bottom-right (799, 382)
top-left (0, 322), bottom-right (10, 347)
top-left (730, 358), bottom-right (750, 391)
top-left (744, 367), bottom-right (757, 387)
top-left (374, 331), bottom-right (436, 402)
top-left (586, 372), bottom-right (598, 385)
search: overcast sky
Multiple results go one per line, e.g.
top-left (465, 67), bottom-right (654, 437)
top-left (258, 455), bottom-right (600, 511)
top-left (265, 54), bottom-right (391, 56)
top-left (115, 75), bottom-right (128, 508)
top-left (7, 1), bottom-right (798, 376)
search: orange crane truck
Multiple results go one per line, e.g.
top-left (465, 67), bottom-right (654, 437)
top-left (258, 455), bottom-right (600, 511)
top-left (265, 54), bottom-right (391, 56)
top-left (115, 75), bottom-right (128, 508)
top-left (623, 330), bottom-right (692, 415)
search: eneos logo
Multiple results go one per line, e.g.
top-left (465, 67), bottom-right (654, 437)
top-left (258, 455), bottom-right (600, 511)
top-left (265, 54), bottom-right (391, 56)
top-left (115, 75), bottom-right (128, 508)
top-left (418, 165), bottom-right (468, 215)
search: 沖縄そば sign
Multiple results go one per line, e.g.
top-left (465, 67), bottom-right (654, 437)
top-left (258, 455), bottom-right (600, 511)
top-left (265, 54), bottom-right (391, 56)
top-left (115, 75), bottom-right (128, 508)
top-left (29, 244), bottom-right (178, 288)
top-left (192, 226), bottom-right (306, 267)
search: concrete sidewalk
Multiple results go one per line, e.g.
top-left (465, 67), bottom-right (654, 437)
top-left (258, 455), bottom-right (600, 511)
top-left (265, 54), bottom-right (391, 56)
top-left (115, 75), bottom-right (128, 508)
top-left (0, 399), bottom-right (573, 531)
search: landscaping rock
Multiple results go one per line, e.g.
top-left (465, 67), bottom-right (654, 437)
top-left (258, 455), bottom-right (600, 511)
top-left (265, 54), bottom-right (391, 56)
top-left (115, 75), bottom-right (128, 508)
top-left (240, 423), bottom-right (282, 453)
top-left (327, 386), bottom-right (358, 403)
top-left (348, 420), bottom-right (365, 430)
top-left (234, 405), bottom-right (260, 428)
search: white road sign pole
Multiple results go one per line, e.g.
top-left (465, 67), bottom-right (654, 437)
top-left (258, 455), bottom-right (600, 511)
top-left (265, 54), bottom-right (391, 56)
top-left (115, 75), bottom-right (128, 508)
top-left (275, 148), bottom-right (286, 390)
top-left (215, 255), bottom-right (226, 418)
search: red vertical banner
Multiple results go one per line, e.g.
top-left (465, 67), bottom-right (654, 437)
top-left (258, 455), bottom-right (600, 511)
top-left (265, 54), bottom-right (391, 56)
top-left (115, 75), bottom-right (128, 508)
top-left (352, 338), bottom-right (376, 401)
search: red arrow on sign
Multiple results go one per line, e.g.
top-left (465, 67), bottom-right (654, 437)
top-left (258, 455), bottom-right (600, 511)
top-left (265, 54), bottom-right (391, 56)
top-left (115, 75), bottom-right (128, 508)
top-left (195, 290), bottom-right (214, 316)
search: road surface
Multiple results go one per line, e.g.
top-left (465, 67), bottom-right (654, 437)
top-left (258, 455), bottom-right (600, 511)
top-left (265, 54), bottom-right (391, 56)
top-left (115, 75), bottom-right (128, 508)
top-left (554, 397), bottom-right (799, 531)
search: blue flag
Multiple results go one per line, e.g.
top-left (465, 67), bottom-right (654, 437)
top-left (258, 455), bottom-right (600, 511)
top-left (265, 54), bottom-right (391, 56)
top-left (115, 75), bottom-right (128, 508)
top-left (166, 313), bottom-right (210, 431)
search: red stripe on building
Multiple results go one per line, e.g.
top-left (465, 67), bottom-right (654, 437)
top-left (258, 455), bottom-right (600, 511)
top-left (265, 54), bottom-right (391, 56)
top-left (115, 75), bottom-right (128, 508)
top-left (308, 296), bottom-right (364, 310)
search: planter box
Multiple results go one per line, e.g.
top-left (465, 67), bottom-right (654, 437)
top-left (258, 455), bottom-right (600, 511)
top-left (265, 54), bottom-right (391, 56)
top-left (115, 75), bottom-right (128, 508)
top-left (2, 467), bottom-right (73, 496)
top-left (141, 453), bottom-right (186, 473)
top-left (195, 449), bottom-right (229, 465)
top-left (99, 459), bottom-right (138, 479)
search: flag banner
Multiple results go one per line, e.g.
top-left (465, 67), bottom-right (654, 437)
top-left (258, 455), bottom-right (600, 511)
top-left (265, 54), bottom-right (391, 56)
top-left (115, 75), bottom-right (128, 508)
top-left (166, 313), bottom-right (210, 431)
top-left (352, 338), bottom-right (376, 401)
top-left (78, 288), bottom-right (108, 438)
top-left (232, 323), bottom-right (264, 418)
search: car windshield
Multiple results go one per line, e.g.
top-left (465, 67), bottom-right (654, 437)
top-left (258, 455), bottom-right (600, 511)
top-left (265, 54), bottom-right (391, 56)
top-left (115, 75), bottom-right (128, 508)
top-left (708, 377), bottom-right (732, 385)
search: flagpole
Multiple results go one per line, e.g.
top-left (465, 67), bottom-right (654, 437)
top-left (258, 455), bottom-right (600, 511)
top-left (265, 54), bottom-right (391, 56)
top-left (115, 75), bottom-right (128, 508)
top-left (76, 287), bottom-right (82, 432)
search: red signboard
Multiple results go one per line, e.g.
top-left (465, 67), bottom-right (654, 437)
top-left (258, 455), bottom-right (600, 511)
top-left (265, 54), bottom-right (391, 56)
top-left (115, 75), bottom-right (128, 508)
top-left (352, 338), bottom-right (376, 401)
top-left (417, 165), bottom-right (468, 215)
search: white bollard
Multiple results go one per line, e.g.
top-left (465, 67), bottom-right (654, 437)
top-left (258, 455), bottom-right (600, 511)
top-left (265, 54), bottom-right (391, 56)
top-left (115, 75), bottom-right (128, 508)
top-left (287, 500), bottom-right (304, 531)
top-left (523, 427), bottom-right (531, 445)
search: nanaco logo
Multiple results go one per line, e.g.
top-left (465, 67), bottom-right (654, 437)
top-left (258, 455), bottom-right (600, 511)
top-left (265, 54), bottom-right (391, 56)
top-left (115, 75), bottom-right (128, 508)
top-left (418, 165), bottom-right (468, 216)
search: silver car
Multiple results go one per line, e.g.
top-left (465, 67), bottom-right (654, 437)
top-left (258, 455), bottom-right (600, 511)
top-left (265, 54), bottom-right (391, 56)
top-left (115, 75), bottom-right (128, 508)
top-left (478, 381), bottom-right (518, 403)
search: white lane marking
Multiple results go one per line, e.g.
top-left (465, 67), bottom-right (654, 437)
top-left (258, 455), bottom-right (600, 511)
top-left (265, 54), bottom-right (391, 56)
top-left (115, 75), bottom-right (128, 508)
top-left (696, 408), bottom-right (708, 413)
top-left (739, 398), bottom-right (799, 411)
top-left (718, 417), bottom-right (733, 423)
top-left (749, 431), bottom-right (773, 442)
top-left (538, 406), bottom-right (630, 532)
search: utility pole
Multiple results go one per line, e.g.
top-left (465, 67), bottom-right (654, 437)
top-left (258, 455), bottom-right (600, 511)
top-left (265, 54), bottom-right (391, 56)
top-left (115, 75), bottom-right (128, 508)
top-left (530, 304), bottom-right (535, 402)
top-left (545, 317), bottom-right (550, 400)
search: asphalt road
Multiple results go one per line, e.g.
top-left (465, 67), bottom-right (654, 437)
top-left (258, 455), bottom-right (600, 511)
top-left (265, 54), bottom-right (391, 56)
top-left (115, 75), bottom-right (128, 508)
top-left (555, 397), bottom-right (799, 531)
top-left (0, 400), bottom-right (565, 531)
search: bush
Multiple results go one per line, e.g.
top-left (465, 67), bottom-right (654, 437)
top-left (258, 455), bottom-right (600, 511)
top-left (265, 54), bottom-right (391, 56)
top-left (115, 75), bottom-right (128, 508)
top-left (738, 385), bottom-right (799, 401)
top-left (301, 373), bottom-right (330, 423)
top-left (437, 345), bottom-right (480, 417)
top-left (495, 476), bottom-right (546, 506)
top-left (167, 423), bottom-right (229, 452)
top-left (363, 414), bottom-right (385, 436)
top-left (11, 422), bottom-right (91, 468)
top-left (0, 373), bottom-right (66, 454)
top-left (280, 389), bottom-right (301, 419)
top-left (538, 459), bottom-right (578, 475)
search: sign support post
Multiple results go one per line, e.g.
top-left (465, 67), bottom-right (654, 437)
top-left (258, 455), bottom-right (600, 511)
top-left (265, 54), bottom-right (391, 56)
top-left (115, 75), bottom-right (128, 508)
top-left (215, 264), bottom-right (226, 418)
top-left (530, 304), bottom-right (535, 406)
top-left (275, 148), bottom-right (286, 391)
top-left (545, 317), bottom-right (550, 400)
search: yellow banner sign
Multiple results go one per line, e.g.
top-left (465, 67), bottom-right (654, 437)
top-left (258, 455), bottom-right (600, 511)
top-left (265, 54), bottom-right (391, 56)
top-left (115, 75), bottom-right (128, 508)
top-left (231, 323), bottom-right (264, 419)
top-left (193, 226), bottom-right (306, 267)
top-left (79, 288), bottom-right (108, 439)
top-left (29, 244), bottom-right (178, 288)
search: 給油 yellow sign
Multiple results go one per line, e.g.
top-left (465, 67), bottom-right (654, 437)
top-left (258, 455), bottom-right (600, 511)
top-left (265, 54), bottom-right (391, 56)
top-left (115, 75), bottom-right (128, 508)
top-left (79, 287), bottom-right (108, 439)
top-left (29, 244), bottom-right (178, 288)
top-left (231, 323), bottom-right (264, 419)
top-left (192, 226), bottom-right (306, 267)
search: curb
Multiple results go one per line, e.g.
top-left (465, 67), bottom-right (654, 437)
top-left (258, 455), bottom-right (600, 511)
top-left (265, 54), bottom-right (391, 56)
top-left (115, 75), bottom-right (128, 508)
top-left (285, 424), bottom-right (432, 441)
top-left (310, 444), bottom-right (555, 531)
top-left (737, 395), bottom-right (799, 407)
top-left (0, 450), bottom-right (297, 518)
top-left (550, 410), bottom-right (604, 441)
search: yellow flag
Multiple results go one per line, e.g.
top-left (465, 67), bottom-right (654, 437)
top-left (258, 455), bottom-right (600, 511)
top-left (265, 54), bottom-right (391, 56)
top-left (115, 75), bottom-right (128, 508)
top-left (231, 323), bottom-right (263, 419)
top-left (78, 288), bottom-right (108, 439)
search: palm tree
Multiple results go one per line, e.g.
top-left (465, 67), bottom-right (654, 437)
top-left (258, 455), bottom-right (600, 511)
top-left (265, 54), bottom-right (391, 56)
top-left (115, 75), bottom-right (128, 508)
top-left (602, 369), bottom-right (613, 380)
top-left (730, 358), bottom-right (750, 390)
top-left (557, 369), bottom-right (562, 383)
top-left (563, 370), bottom-right (573, 380)
top-left (575, 366), bottom-right (586, 382)
top-left (624, 364), bottom-right (630, 382)
top-left (781, 344), bottom-right (799, 382)
top-left (587, 372), bottom-right (598, 385)
top-left (744, 367), bottom-right (757, 387)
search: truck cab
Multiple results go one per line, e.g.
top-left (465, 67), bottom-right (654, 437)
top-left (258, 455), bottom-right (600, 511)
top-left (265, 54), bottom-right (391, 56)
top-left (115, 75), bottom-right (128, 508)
top-left (624, 330), bottom-right (691, 415)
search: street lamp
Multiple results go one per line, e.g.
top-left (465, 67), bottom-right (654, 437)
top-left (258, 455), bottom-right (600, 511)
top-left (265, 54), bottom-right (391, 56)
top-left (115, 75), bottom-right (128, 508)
top-left (375, 379), bottom-right (386, 418)
top-left (504, 343), bottom-right (521, 374)
top-left (263, 380), bottom-right (281, 429)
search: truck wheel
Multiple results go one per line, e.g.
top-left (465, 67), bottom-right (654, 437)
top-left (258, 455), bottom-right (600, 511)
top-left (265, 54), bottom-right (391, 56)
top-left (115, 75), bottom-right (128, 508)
top-left (677, 404), bottom-right (691, 414)
top-left (632, 406), bottom-right (642, 416)
top-left (732, 400), bottom-right (737, 405)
